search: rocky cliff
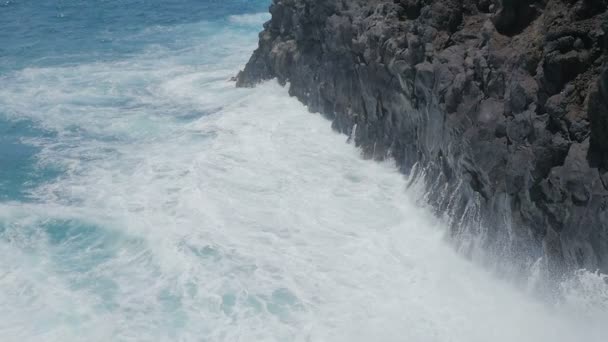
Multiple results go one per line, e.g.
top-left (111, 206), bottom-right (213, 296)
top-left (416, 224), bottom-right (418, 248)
top-left (237, 0), bottom-right (608, 281)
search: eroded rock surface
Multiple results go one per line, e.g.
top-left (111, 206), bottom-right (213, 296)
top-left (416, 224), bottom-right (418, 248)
top-left (237, 0), bottom-right (608, 279)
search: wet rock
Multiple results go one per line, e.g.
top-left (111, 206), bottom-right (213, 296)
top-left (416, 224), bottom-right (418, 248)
top-left (491, 0), bottom-right (541, 36)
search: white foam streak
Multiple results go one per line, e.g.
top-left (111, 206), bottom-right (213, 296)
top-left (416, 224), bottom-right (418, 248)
top-left (228, 13), bottom-right (271, 25)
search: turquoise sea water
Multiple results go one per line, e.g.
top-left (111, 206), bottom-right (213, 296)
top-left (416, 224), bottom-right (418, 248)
top-left (1, 1), bottom-right (608, 341)
top-left (0, 0), bottom-right (268, 71)
top-left (0, 0), bottom-right (268, 201)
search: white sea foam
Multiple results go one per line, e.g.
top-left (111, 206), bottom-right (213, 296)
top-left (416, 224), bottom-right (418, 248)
top-left (228, 12), bottom-right (271, 25)
top-left (0, 14), bottom-right (607, 342)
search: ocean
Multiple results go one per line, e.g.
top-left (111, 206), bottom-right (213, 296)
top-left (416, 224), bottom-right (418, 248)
top-left (0, 1), bottom-right (607, 341)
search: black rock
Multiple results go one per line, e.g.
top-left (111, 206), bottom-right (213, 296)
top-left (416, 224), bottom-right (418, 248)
top-left (237, 0), bottom-right (608, 280)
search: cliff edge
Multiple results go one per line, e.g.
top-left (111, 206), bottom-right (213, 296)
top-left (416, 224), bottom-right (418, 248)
top-left (237, 0), bottom-right (608, 280)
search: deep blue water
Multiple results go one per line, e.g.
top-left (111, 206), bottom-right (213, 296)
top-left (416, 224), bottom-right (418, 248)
top-left (0, 118), bottom-right (58, 200)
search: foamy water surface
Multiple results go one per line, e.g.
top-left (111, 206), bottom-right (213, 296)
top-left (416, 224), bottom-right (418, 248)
top-left (0, 2), bottom-right (607, 341)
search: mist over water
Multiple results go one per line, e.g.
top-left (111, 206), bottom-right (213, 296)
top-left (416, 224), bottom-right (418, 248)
top-left (1, 1), bottom-right (607, 341)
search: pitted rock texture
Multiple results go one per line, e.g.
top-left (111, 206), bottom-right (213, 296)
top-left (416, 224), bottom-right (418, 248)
top-left (237, 0), bottom-right (608, 279)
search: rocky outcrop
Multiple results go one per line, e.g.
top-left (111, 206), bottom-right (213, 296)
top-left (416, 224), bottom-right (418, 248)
top-left (237, 0), bottom-right (608, 281)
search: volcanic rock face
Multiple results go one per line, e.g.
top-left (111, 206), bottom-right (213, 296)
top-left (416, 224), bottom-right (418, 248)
top-left (237, 0), bottom-right (608, 279)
